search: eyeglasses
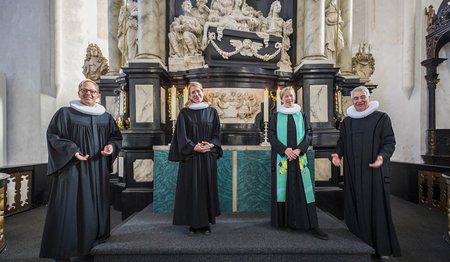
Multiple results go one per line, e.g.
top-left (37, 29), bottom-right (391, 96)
top-left (79, 89), bottom-right (98, 94)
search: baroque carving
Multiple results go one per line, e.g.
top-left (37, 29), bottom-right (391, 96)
top-left (168, 0), bottom-right (293, 72)
top-left (325, 0), bottom-right (344, 61)
top-left (82, 43), bottom-right (109, 82)
top-left (352, 42), bottom-right (375, 84)
top-left (204, 88), bottom-right (262, 124)
top-left (118, 0), bottom-right (138, 64)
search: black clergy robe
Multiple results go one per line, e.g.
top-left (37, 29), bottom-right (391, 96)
top-left (335, 111), bottom-right (401, 257)
top-left (40, 107), bottom-right (122, 259)
top-left (169, 107), bottom-right (222, 229)
top-left (268, 112), bottom-right (318, 229)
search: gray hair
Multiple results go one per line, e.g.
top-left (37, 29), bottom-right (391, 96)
top-left (280, 86), bottom-right (295, 101)
top-left (78, 79), bottom-right (99, 92)
top-left (350, 86), bottom-right (370, 99)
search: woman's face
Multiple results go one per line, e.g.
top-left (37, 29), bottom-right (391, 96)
top-left (190, 86), bottom-right (204, 103)
top-left (282, 92), bottom-right (294, 108)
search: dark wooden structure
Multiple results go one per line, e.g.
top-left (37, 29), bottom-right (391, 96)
top-left (421, 0), bottom-right (450, 166)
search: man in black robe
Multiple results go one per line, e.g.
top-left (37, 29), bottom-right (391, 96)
top-left (40, 79), bottom-right (122, 261)
top-left (332, 86), bottom-right (401, 259)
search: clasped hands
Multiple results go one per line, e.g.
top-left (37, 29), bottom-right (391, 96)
top-left (194, 141), bottom-right (214, 153)
top-left (284, 148), bottom-right (301, 161)
top-left (331, 154), bottom-right (383, 168)
top-left (74, 144), bottom-right (114, 161)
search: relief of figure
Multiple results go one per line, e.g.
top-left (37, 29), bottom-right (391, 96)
top-left (82, 43), bottom-right (109, 82)
top-left (324, 0), bottom-right (344, 61)
top-left (267, 1), bottom-right (293, 71)
top-left (202, 0), bottom-right (258, 47)
top-left (117, 0), bottom-right (138, 64)
top-left (169, 0), bottom-right (203, 57)
top-left (352, 42), bottom-right (375, 83)
top-left (191, 0), bottom-right (210, 26)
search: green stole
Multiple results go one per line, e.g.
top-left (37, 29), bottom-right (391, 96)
top-left (276, 112), bottom-right (315, 204)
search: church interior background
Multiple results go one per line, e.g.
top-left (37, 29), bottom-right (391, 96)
top-left (0, 0), bottom-right (449, 260)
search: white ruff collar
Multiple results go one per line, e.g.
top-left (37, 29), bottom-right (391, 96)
top-left (189, 102), bottom-right (209, 110)
top-left (277, 104), bottom-right (301, 114)
top-left (70, 100), bottom-right (106, 115)
top-left (347, 101), bottom-right (379, 119)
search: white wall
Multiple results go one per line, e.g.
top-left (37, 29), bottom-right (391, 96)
top-left (351, 0), bottom-right (449, 163)
top-left (0, 0), bottom-right (108, 166)
top-left (54, 0), bottom-right (109, 110)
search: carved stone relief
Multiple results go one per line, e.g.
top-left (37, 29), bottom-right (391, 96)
top-left (82, 43), bottom-right (109, 82)
top-left (352, 42), bottom-right (375, 83)
top-left (168, 0), bottom-right (293, 72)
top-left (203, 88), bottom-right (263, 124)
top-left (118, 1), bottom-right (139, 64)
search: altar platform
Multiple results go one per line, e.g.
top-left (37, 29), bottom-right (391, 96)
top-left (90, 204), bottom-right (374, 262)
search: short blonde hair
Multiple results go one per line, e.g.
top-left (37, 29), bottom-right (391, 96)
top-left (78, 79), bottom-right (99, 92)
top-left (280, 86), bottom-right (295, 102)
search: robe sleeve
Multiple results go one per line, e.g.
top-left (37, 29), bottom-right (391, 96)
top-left (168, 109), bottom-right (196, 161)
top-left (210, 108), bottom-right (223, 159)
top-left (296, 112), bottom-right (312, 154)
top-left (268, 113), bottom-right (287, 156)
top-left (46, 108), bottom-right (81, 176)
top-left (105, 115), bottom-right (123, 173)
top-left (377, 114), bottom-right (396, 161)
top-left (335, 119), bottom-right (346, 157)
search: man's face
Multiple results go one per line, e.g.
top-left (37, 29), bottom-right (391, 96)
top-left (78, 82), bottom-right (99, 107)
top-left (352, 90), bottom-right (370, 112)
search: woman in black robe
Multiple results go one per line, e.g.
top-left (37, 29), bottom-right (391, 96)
top-left (169, 81), bottom-right (222, 235)
top-left (268, 87), bottom-right (328, 240)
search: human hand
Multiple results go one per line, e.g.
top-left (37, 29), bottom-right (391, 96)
top-left (194, 143), bottom-right (210, 153)
top-left (331, 153), bottom-right (341, 167)
top-left (201, 141), bottom-right (214, 149)
top-left (75, 152), bottom-right (89, 161)
top-left (284, 148), bottom-right (296, 161)
top-left (101, 144), bottom-right (114, 156)
top-left (369, 155), bottom-right (383, 168)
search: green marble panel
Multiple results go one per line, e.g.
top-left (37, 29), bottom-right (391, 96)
top-left (217, 151), bottom-right (233, 212)
top-left (236, 151), bottom-right (272, 212)
top-left (153, 150), bottom-right (178, 213)
top-left (153, 150), bottom-right (233, 213)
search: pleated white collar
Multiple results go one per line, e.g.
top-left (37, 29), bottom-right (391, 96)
top-left (277, 104), bottom-right (302, 114)
top-left (347, 101), bottom-right (379, 119)
top-left (189, 102), bottom-right (209, 110)
top-left (70, 100), bottom-right (105, 115)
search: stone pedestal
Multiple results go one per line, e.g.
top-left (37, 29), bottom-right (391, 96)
top-left (0, 173), bottom-right (10, 253)
top-left (118, 61), bottom-right (171, 220)
top-left (293, 63), bottom-right (341, 186)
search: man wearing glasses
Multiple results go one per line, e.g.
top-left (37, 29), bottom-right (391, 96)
top-left (331, 86), bottom-right (401, 260)
top-left (40, 79), bottom-right (122, 261)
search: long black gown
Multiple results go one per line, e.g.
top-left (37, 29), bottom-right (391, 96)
top-left (169, 106), bottom-right (222, 229)
top-left (335, 111), bottom-right (401, 257)
top-left (40, 107), bottom-right (122, 260)
top-left (268, 112), bottom-right (318, 229)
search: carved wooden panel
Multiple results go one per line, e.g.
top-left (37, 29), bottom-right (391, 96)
top-left (418, 170), bottom-right (447, 211)
top-left (5, 171), bottom-right (32, 215)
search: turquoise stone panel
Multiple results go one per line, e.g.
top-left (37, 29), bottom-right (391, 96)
top-left (217, 151), bottom-right (233, 212)
top-left (236, 151), bottom-right (272, 212)
top-left (153, 150), bottom-right (233, 213)
top-left (153, 150), bottom-right (178, 213)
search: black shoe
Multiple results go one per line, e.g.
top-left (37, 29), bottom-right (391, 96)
top-left (310, 228), bottom-right (329, 240)
top-left (188, 227), bottom-right (196, 236)
top-left (202, 226), bottom-right (211, 235)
